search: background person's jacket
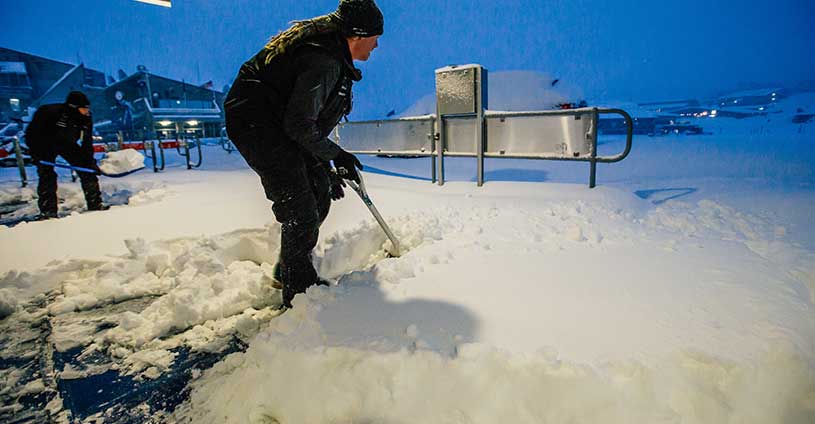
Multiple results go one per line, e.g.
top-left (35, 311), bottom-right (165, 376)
top-left (25, 103), bottom-right (94, 160)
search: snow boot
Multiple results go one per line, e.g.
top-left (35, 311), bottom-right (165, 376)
top-left (35, 211), bottom-right (58, 221)
top-left (281, 278), bottom-right (331, 308)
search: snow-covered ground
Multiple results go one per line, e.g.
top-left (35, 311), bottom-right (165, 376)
top-left (1, 95), bottom-right (814, 422)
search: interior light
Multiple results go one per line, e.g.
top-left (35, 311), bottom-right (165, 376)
top-left (186, 120), bottom-right (199, 126)
top-left (158, 120), bottom-right (172, 126)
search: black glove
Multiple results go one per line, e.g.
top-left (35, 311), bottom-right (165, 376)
top-left (328, 168), bottom-right (346, 200)
top-left (332, 148), bottom-right (363, 184)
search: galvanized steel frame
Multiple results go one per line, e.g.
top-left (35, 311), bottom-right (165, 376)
top-left (335, 107), bottom-right (633, 188)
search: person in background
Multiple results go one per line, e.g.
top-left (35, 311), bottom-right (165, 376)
top-left (224, 0), bottom-right (383, 308)
top-left (25, 91), bottom-right (106, 219)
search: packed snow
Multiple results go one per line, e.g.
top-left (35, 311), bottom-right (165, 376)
top-left (98, 148), bottom-right (146, 175)
top-left (0, 92), bottom-right (814, 423)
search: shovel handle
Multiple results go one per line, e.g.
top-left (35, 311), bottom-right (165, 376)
top-left (347, 174), bottom-right (402, 257)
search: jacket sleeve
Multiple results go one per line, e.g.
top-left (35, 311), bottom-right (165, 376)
top-left (23, 107), bottom-right (48, 157)
top-left (282, 53), bottom-right (343, 161)
top-left (80, 121), bottom-right (94, 155)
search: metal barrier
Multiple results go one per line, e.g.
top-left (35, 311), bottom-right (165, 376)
top-left (12, 136), bottom-right (28, 187)
top-left (145, 138), bottom-right (166, 172)
top-left (335, 107), bottom-right (633, 188)
top-left (334, 115), bottom-right (438, 180)
top-left (219, 129), bottom-right (236, 154)
top-left (90, 133), bottom-right (203, 172)
top-left (177, 136), bottom-right (203, 169)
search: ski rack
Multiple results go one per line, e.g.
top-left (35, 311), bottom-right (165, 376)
top-left (2, 118), bottom-right (30, 187)
top-left (176, 136), bottom-right (203, 169)
top-left (11, 135), bottom-right (28, 187)
top-left (219, 135), bottom-right (236, 154)
top-left (91, 134), bottom-right (203, 172)
top-left (335, 107), bottom-right (633, 188)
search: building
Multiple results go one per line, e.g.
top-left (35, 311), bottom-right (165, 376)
top-left (0, 47), bottom-right (106, 123)
top-left (93, 67), bottom-right (225, 141)
top-left (0, 47), bottom-right (225, 140)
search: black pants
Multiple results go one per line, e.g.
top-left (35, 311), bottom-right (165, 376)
top-left (227, 119), bottom-right (331, 307)
top-left (32, 142), bottom-right (102, 216)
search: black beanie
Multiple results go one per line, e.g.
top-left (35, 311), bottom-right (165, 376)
top-left (66, 91), bottom-right (90, 108)
top-left (333, 0), bottom-right (384, 37)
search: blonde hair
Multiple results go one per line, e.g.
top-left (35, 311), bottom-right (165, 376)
top-left (262, 14), bottom-right (341, 65)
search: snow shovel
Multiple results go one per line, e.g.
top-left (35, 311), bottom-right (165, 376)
top-left (346, 173), bottom-right (402, 258)
top-left (36, 160), bottom-right (145, 178)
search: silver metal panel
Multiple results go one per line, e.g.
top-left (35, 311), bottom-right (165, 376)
top-left (436, 67), bottom-right (477, 116)
top-left (443, 118), bottom-right (477, 154)
top-left (336, 120), bottom-right (434, 153)
top-left (485, 113), bottom-right (595, 157)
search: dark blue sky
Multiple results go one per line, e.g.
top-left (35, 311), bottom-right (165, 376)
top-left (2, 0), bottom-right (813, 119)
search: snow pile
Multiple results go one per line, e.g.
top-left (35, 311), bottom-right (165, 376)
top-left (180, 341), bottom-right (812, 424)
top-left (98, 148), bottom-right (145, 175)
top-left (0, 178), bottom-right (165, 226)
top-left (0, 288), bottom-right (16, 318)
top-left (32, 226), bottom-right (288, 378)
top-left (174, 189), bottom-right (815, 423)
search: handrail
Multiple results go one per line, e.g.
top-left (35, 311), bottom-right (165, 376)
top-left (594, 108), bottom-right (633, 163)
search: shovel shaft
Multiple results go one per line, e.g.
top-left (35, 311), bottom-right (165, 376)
top-left (347, 175), bottom-right (402, 257)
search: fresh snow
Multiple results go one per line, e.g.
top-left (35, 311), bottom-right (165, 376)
top-left (0, 92), bottom-right (813, 422)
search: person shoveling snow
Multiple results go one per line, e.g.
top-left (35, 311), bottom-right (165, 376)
top-left (25, 91), bottom-right (106, 218)
top-left (224, 0), bottom-right (384, 308)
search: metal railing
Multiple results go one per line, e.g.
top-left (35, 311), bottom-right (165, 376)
top-left (12, 136), bottom-right (28, 187)
top-left (335, 107), bottom-right (633, 188)
top-left (143, 134), bottom-right (203, 171)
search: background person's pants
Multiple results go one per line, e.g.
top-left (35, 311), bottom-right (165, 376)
top-left (32, 142), bottom-right (102, 216)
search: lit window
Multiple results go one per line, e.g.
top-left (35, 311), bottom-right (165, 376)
top-left (9, 98), bottom-right (20, 112)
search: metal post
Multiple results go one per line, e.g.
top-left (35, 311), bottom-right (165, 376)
top-left (117, 131), bottom-right (124, 150)
top-left (436, 116), bottom-right (445, 186)
top-left (475, 66), bottom-right (487, 186)
top-left (144, 72), bottom-right (154, 108)
top-left (476, 113), bottom-right (485, 186)
top-left (588, 108), bottom-right (599, 188)
top-left (12, 136), bottom-right (27, 187)
top-left (430, 123), bottom-right (437, 183)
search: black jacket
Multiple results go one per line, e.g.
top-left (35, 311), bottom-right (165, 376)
top-left (225, 32), bottom-right (360, 162)
top-left (25, 103), bottom-right (93, 159)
